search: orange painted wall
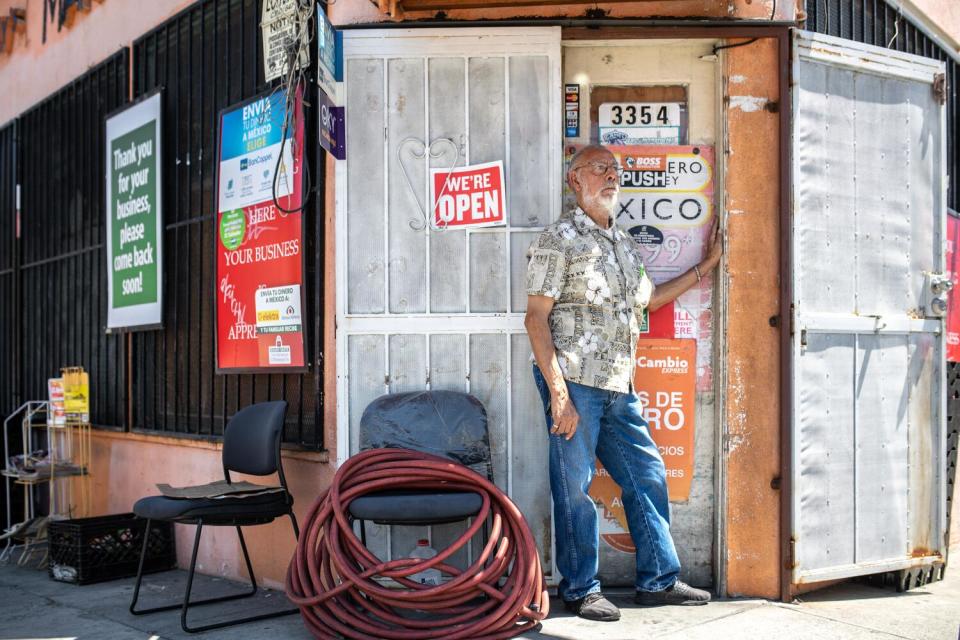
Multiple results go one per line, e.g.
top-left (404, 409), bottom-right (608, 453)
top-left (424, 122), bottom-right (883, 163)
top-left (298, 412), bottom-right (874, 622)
top-left (0, 0), bottom-right (196, 125)
top-left (905, 0), bottom-right (960, 52)
top-left (722, 37), bottom-right (782, 599)
top-left (83, 430), bottom-right (333, 589)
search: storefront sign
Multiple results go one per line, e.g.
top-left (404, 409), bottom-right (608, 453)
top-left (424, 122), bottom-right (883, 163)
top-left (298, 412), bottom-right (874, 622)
top-left (216, 88), bottom-right (306, 372)
top-left (565, 145), bottom-right (714, 276)
top-left (430, 161), bottom-right (506, 229)
top-left (599, 102), bottom-right (683, 146)
top-left (564, 84), bottom-right (580, 138)
top-left (261, 0), bottom-right (310, 83)
top-left (316, 5), bottom-right (342, 103)
top-left (564, 145), bottom-right (715, 350)
top-left (318, 87), bottom-right (345, 160)
top-left (105, 91), bottom-right (163, 331)
top-left (615, 146), bottom-right (714, 277)
top-left (590, 338), bottom-right (698, 553)
top-left (947, 211), bottom-right (960, 362)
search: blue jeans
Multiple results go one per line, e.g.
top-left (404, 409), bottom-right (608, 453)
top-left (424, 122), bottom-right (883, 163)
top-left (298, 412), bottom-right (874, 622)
top-left (532, 365), bottom-right (680, 601)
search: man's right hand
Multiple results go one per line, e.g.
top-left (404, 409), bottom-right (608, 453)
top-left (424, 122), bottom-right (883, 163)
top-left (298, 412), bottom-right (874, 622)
top-left (550, 390), bottom-right (579, 440)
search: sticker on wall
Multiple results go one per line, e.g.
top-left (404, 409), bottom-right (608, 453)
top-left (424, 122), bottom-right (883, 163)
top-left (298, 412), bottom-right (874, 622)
top-left (599, 102), bottom-right (683, 146)
top-left (564, 84), bottom-right (580, 138)
top-left (318, 87), bottom-right (345, 160)
top-left (255, 284), bottom-right (303, 366)
top-left (628, 225), bottom-right (664, 245)
top-left (430, 161), bottom-right (507, 229)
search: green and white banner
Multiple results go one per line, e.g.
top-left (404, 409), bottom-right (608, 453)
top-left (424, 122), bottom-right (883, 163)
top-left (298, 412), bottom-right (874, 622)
top-left (105, 91), bottom-right (163, 330)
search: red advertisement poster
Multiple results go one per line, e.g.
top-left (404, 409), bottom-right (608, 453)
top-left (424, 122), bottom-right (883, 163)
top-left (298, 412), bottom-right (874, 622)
top-left (947, 212), bottom-right (960, 362)
top-left (215, 88), bottom-right (306, 371)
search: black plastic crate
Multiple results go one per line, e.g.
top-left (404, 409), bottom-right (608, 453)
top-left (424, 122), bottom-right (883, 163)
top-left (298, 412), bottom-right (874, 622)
top-left (48, 513), bottom-right (176, 585)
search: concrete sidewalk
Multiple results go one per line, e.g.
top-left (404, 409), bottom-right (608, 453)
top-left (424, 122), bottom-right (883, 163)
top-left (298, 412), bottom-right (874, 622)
top-left (0, 558), bottom-right (957, 639)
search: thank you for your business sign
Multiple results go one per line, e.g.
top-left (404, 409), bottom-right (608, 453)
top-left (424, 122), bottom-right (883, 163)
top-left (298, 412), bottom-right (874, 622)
top-left (105, 91), bottom-right (164, 331)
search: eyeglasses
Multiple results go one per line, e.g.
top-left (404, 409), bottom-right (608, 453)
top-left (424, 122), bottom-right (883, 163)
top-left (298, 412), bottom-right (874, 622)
top-left (571, 161), bottom-right (623, 177)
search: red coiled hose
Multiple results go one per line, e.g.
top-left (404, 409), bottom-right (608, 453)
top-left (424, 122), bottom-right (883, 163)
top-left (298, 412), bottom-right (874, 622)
top-left (285, 448), bottom-right (550, 639)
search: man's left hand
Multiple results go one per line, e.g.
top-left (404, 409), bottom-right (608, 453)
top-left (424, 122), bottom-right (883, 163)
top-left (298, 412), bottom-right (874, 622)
top-left (702, 216), bottom-right (724, 271)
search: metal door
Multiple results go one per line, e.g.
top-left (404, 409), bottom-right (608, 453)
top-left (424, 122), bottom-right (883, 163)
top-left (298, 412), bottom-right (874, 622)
top-left (790, 30), bottom-right (948, 585)
top-left (336, 28), bottom-right (562, 577)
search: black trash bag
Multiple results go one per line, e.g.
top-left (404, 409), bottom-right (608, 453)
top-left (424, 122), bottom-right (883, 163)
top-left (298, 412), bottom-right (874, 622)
top-left (359, 391), bottom-right (492, 479)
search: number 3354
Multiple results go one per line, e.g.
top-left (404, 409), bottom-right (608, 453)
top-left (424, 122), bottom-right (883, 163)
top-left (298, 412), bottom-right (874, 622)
top-left (610, 105), bottom-right (670, 126)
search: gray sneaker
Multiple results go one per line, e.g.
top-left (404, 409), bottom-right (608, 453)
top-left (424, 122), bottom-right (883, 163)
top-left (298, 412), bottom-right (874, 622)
top-left (635, 581), bottom-right (711, 606)
top-left (563, 592), bottom-right (621, 621)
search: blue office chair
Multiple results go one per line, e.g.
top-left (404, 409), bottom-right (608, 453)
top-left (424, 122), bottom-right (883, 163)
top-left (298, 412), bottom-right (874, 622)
top-left (348, 390), bottom-right (492, 543)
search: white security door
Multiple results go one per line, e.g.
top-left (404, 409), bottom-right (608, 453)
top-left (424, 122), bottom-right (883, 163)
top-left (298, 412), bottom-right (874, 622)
top-left (336, 28), bottom-right (562, 576)
top-left (791, 30), bottom-right (948, 585)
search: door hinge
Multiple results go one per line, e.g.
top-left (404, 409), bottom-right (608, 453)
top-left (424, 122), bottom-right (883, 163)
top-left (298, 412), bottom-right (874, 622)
top-left (933, 73), bottom-right (947, 105)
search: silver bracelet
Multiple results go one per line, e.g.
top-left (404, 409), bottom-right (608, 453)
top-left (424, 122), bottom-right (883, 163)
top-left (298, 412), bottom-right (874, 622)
top-left (693, 264), bottom-right (702, 284)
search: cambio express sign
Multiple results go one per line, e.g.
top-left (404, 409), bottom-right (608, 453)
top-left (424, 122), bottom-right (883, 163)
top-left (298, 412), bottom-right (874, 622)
top-left (105, 92), bottom-right (163, 330)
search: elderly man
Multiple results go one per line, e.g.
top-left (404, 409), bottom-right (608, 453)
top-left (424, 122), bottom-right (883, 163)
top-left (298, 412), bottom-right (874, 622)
top-left (525, 144), bottom-right (723, 621)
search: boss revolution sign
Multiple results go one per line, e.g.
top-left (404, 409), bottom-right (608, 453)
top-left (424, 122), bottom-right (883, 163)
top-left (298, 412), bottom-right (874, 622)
top-left (105, 91), bottom-right (163, 331)
top-left (215, 88), bottom-right (306, 371)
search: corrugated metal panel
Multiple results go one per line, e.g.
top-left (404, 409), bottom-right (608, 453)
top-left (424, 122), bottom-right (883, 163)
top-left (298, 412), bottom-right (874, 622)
top-left (791, 30), bottom-right (947, 583)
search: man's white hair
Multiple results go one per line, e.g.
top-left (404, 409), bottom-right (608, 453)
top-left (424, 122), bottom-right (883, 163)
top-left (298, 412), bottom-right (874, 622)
top-left (568, 144), bottom-right (613, 170)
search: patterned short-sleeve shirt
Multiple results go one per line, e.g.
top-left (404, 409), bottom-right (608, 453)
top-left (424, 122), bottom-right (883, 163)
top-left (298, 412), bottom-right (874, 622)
top-left (526, 208), bottom-right (654, 394)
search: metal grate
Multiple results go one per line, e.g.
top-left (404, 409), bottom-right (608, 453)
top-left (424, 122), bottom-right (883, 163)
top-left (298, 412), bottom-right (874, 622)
top-left (129, 0), bottom-right (324, 448)
top-left (17, 51), bottom-right (129, 428)
top-left (0, 122), bottom-right (17, 419)
top-left (805, 0), bottom-right (959, 214)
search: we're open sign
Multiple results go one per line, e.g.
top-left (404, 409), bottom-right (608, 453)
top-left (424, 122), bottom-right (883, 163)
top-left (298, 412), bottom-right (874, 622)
top-left (430, 161), bottom-right (506, 229)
